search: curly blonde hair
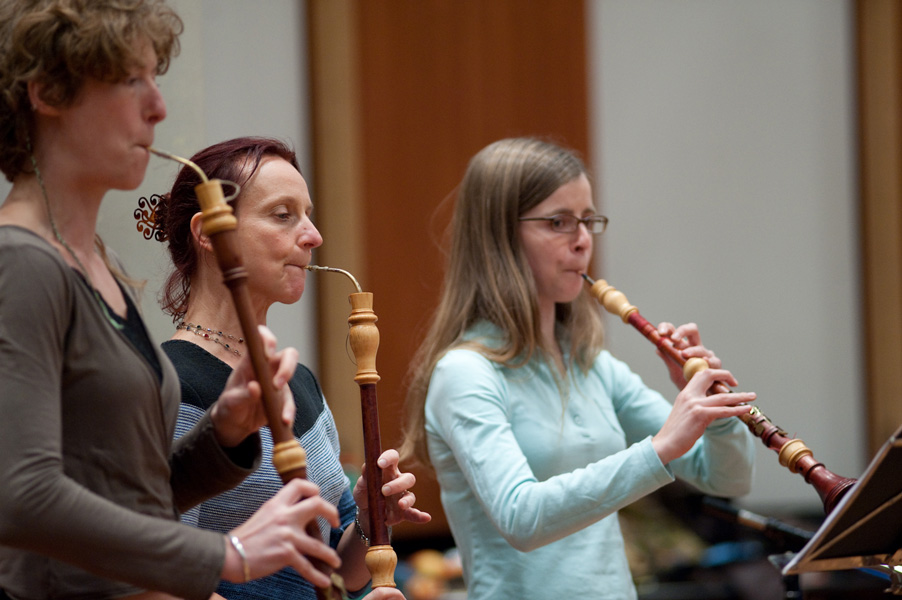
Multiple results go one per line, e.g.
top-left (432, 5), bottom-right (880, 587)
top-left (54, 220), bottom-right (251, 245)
top-left (0, 0), bottom-right (182, 181)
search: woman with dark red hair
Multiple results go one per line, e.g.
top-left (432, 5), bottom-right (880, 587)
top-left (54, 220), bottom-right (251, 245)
top-left (154, 136), bottom-right (430, 600)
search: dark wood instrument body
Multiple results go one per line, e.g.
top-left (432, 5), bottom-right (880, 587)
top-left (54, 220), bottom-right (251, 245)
top-left (196, 180), bottom-right (338, 599)
top-left (590, 277), bottom-right (856, 514)
top-left (347, 291), bottom-right (397, 588)
top-left (360, 383), bottom-right (390, 547)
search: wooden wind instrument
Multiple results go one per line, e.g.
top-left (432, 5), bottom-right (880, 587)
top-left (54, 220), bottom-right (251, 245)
top-left (305, 265), bottom-right (398, 589)
top-left (150, 149), bottom-right (342, 599)
top-left (583, 274), bottom-right (856, 514)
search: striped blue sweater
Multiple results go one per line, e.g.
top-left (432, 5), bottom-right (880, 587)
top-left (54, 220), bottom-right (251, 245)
top-left (163, 340), bottom-right (358, 600)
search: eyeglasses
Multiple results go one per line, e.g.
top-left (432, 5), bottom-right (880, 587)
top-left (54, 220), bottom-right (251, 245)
top-left (518, 214), bottom-right (609, 234)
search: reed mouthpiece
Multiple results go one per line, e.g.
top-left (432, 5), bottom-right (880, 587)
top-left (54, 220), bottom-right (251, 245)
top-left (148, 147), bottom-right (209, 183)
top-left (305, 264), bottom-right (363, 293)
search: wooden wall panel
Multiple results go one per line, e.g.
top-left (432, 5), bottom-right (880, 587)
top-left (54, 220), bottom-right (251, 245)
top-left (306, 0), bottom-right (367, 486)
top-left (309, 0), bottom-right (901, 546)
top-left (309, 0), bottom-right (589, 541)
top-left (856, 0), bottom-right (902, 458)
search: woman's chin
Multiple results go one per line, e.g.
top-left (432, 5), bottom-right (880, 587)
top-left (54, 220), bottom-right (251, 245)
top-left (282, 286), bottom-right (305, 305)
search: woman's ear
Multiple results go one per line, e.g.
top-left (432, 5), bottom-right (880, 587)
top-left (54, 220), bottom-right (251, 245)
top-left (190, 212), bottom-right (213, 252)
top-left (27, 80), bottom-right (62, 117)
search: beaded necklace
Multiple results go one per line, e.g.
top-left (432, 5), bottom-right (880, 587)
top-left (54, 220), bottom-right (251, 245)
top-left (31, 153), bottom-right (123, 331)
top-left (177, 321), bottom-right (244, 357)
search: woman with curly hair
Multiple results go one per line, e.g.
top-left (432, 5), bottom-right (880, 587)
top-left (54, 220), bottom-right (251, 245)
top-left (0, 2), bottom-right (345, 598)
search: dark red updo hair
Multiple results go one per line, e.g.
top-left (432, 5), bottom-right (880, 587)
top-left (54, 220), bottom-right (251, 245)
top-left (156, 136), bottom-right (300, 321)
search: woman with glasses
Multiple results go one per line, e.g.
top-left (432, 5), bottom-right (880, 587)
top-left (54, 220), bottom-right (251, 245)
top-left (401, 137), bottom-right (756, 600)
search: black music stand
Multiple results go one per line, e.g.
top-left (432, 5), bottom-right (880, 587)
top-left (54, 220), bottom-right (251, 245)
top-left (783, 423), bottom-right (902, 594)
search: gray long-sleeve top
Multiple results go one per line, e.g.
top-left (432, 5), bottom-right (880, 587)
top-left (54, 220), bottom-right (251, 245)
top-left (0, 227), bottom-right (259, 600)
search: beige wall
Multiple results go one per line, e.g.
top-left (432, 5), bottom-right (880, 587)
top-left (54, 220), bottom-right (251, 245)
top-left (591, 0), bottom-right (862, 514)
top-left (0, 0), bottom-right (863, 517)
top-left (100, 0), bottom-right (317, 367)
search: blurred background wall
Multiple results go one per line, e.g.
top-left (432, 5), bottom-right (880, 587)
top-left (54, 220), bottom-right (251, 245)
top-left (5, 0), bottom-right (898, 548)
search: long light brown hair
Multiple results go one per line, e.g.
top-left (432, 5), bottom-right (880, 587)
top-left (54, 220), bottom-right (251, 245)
top-left (400, 137), bottom-right (605, 469)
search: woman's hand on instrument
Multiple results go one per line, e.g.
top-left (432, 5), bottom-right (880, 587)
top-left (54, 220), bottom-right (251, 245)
top-left (652, 366), bottom-right (756, 465)
top-left (210, 325), bottom-right (298, 447)
top-left (353, 449), bottom-right (432, 529)
top-left (222, 478), bottom-right (340, 588)
top-left (656, 322), bottom-right (722, 390)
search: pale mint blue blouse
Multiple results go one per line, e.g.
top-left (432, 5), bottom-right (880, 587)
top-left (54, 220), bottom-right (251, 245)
top-left (425, 323), bottom-right (754, 600)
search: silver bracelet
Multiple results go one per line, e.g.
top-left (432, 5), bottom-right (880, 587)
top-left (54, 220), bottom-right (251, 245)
top-left (354, 507), bottom-right (390, 547)
top-left (229, 534), bottom-right (251, 582)
top-left (354, 507), bottom-right (370, 547)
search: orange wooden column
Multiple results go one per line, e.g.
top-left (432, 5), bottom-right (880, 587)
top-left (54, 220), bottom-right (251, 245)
top-left (856, 0), bottom-right (902, 458)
